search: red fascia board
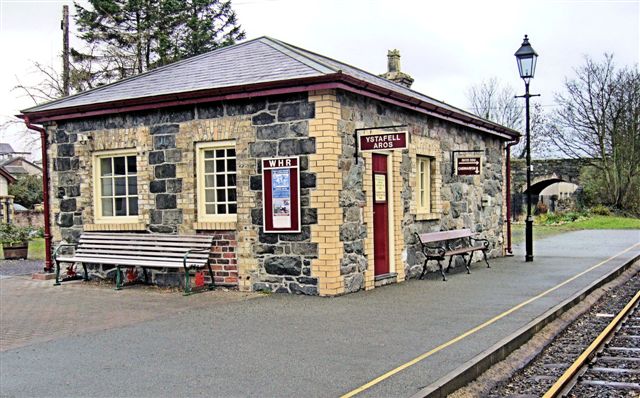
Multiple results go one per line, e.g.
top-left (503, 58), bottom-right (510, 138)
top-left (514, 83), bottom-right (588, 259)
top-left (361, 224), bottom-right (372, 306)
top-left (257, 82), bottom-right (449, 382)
top-left (21, 74), bottom-right (344, 123)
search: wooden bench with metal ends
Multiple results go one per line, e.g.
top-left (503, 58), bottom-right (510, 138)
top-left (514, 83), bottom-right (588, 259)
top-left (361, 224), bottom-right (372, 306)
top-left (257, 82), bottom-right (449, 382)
top-left (52, 233), bottom-right (215, 295)
top-left (414, 229), bottom-right (490, 281)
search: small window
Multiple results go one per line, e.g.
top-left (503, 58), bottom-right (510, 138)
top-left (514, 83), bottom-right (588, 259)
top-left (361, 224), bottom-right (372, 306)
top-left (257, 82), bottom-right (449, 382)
top-left (95, 152), bottom-right (138, 222)
top-left (197, 141), bottom-right (237, 222)
top-left (417, 156), bottom-right (432, 213)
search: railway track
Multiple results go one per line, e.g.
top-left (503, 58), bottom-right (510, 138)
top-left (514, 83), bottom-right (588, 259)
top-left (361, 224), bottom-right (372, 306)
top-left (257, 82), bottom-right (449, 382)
top-left (483, 271), bottom-right (640, 398)
top-left (545, 290), bottom-right (640, 397)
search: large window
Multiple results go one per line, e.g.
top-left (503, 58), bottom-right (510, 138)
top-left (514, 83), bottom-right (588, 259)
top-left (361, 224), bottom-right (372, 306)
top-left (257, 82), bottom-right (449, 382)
top-left (197, 141), bottom-right (237, 222)
top-left (417, 156), bottom-right (431, 213)
top-left (94, 151), bottom-right (138, 222)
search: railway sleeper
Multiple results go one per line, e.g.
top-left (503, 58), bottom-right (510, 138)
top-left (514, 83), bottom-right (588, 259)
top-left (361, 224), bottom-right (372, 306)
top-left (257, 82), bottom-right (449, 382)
top-left (579, 380), bottom-right (640, 390)
top-left (590, 366), bottom-right (640, 374)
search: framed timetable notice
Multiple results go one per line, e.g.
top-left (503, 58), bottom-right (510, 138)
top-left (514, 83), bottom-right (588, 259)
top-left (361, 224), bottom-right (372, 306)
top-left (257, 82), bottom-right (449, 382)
top-left (262, 157), bottom-right (301, 233)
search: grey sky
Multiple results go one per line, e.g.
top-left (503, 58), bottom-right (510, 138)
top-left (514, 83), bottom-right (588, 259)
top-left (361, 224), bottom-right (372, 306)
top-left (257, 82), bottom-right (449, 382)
top-left (0, 0), bottom-right (638, 158)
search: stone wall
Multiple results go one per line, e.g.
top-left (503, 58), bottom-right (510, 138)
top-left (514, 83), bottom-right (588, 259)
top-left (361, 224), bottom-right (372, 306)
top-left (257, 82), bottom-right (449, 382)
top-left (44, 88), bottom-right (507, 295)
top-left (13, 211), bottom-right (44, 229)
top-left (337, 91), bottom-right (505, 282)
top-left (245, 95), bottom-right (320, 295)
top-left (46, 94), bottom-right (319, 291)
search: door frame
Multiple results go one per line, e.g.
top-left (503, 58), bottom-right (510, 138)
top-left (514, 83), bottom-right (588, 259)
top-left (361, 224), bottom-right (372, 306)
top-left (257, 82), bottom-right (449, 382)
top-left (372, 151), bottom-right (396, 276)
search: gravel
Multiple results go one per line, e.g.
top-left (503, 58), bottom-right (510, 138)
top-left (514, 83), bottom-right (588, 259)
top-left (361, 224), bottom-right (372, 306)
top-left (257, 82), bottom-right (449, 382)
top-left (0, 259), bottom-right (44, 277)
top-left (487, 271), bottom-right (640, 397)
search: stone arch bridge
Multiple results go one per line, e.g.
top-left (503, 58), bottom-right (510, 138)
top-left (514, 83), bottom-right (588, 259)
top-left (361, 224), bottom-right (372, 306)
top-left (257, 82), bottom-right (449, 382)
top-left (510, 158), bottom-right (593, 216)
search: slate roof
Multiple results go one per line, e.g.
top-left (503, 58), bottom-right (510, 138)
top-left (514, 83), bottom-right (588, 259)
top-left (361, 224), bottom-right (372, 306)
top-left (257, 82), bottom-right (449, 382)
top-left (0, 143), bottom-right (16, 154)
top-left (21, 37), bottom-right (518, 138)
top-left (0, 157), bottom-right (42, 176)
top-left (23, 37), bottom-right (326, 113)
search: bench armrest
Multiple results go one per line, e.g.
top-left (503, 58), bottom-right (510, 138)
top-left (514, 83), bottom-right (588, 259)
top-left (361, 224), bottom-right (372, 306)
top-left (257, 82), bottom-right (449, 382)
top-left (183, 247), bottom-right (212, 269)
top-left (53, 243), bottom-right (78, 260)
top-left (470, 237), bottom-right (490, 249)
top-left (422, 246), bottom-right (445, 258)
top-left (414, 233), bottom-right (445, 258)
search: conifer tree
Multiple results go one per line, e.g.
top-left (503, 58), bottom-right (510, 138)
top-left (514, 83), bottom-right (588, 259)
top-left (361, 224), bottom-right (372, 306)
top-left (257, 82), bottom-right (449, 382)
top-left (72, 0), bottom-right (245, 84)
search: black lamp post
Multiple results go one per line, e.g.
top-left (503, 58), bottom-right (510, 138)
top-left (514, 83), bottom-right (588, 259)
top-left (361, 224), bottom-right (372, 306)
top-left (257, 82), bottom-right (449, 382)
top-left (515, 34), bottom-right (538, 262)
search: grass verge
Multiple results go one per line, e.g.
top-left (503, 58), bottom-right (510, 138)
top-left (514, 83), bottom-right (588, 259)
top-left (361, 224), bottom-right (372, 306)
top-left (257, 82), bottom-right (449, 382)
top-left (512, 215), bottom-right (639, 245)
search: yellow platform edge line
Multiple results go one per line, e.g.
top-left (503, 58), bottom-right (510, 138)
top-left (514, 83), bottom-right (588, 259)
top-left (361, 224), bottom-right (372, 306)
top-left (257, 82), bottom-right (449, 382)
top-left (340, 242), bottom-right (640, 398)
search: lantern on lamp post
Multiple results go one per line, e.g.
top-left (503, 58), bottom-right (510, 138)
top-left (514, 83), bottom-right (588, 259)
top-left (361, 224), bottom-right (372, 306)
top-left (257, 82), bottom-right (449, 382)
top-left (515, 34), bottom-right (539, 262)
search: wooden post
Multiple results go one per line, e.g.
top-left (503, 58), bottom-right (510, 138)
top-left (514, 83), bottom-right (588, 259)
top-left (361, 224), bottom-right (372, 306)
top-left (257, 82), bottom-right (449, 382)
top-left (61, 5), bottom-right (70, 97)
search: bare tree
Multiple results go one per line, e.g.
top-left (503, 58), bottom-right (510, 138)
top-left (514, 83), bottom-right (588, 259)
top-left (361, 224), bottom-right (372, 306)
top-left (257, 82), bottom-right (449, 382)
top-left (14, 62), bottom-right (67, 104)
top-left (466, 77), bottom-right (547, 158)
top-left (0, 117), bottom-right (40, 152)
top-left (545, 54), bottom-right (640, 210)
top-left (467, 77), bottom-right (522, 129)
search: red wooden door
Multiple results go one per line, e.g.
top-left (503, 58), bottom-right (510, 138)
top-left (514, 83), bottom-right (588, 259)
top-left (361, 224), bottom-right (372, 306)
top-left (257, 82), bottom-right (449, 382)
top-left (372, 154), bottom-right (389, 276)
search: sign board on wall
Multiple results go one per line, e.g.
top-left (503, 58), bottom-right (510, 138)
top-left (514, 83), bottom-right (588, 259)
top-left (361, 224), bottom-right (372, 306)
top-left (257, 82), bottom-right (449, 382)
top-left (262, 157), bottom-right (301, 233)
top-left (453, 151), bottom-right (483, 176)
top-left (359, 131), bottom-right (408, 151)
top-left (374, 174), bottom-right (386, 203)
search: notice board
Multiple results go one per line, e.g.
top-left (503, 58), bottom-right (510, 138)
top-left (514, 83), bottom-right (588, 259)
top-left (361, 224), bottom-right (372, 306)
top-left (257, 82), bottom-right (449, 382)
top-left (262, 157), bottom-right (301, 233)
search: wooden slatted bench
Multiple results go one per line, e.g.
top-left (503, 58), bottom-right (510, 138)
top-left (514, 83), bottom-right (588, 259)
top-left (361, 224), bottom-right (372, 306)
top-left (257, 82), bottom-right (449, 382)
top-left (53, 233), bottom-right (215, 295)
top-left (414, 229), bottom-right (490, 281)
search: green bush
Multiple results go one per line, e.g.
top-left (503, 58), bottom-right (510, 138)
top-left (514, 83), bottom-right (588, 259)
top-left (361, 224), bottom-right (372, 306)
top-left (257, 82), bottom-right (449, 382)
top-left (590, 204), bottom-right (612, 216)
top-left (33, 227), bottom-right (45, 238)
top-left (8, 175), bottom-right (43, 209)
top-left (535, 210), bottom-right (589, 225)
top-left (0, 223), bottom-right (33, 245)
top-left (580, 165), bottom-right (640, 216)
top-left (534, 213), bottom-right (549, 225)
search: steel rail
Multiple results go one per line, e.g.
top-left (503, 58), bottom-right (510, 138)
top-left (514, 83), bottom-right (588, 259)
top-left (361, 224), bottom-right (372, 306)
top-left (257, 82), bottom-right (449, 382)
top-left (543, 289), bottom-right (640, 397)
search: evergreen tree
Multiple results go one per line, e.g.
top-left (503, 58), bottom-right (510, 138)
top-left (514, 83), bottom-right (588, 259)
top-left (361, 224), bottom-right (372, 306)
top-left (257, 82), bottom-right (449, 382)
top-left (72, 0), bottom-right (245, 84)
top-left (176, 0), bottom-right (245, 59)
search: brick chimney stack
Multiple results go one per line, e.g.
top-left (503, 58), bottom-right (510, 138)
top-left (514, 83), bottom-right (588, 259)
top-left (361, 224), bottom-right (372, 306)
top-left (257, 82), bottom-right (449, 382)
top-left (380, 49), bottom-right (414, 88)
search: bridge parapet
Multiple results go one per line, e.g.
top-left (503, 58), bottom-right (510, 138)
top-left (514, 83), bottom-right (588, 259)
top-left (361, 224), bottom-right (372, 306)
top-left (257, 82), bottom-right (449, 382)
top-left (511, 158), bottom-right (591, 193)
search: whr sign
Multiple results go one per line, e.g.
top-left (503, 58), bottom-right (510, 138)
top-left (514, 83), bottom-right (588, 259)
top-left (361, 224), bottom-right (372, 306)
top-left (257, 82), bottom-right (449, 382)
top-left (359, 132), bottom-right (407, 151)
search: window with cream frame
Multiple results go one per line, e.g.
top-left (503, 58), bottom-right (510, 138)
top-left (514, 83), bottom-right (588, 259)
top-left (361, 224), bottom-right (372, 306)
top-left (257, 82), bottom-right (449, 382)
top-left (417, 156), bottom-right (432, 213)
top-left (196, 141), bottom-right (237, 223)
top-left (93, 149), bottom-right (139, 223)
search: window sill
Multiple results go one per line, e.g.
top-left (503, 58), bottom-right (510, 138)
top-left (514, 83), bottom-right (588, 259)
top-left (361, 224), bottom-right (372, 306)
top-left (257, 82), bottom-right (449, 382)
top-left (415, 212), bottom-right (440, 221)
top-left (85, 223), bottom-right (147, 232)
top-left (193, 222), bottom-right (237, 231)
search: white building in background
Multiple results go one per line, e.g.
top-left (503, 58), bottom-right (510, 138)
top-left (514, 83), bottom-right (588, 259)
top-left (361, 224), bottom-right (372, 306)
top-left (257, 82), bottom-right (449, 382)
top-left (539, 181), bottom-right (579, 212)
top-left (0, 143), bottom-right (30, 161)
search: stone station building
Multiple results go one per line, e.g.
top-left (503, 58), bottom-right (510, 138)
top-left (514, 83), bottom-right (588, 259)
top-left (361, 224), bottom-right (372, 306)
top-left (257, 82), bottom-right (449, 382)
top-left (20, 37), bottom-right (518, 296)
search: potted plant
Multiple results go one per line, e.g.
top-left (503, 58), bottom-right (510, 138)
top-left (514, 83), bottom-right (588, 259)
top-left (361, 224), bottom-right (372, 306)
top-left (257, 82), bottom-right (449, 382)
top-left (0, 223), bottom-right (32, 260)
